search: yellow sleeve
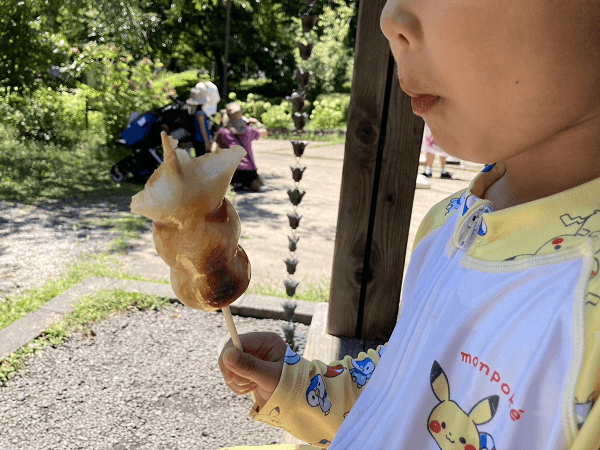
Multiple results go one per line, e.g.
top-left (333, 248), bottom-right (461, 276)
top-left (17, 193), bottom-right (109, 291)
top-left (573, 237), bottom-right (600, 444)
top-left (570, 400), bottom-right (600, 450)
top-left (220, 446), bottom-right (319, 450)
top-left (249, 344), bottom-right (387, 448)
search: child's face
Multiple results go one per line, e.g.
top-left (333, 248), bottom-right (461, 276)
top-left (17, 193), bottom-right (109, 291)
top-left (381, 0), bottom-right (600, 164)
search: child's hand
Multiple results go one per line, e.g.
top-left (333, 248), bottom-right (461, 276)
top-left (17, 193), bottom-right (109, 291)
top-left (218, 332), bottom-right (287, 409)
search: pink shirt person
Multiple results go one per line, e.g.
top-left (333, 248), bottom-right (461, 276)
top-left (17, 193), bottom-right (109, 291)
top-left (216, 126), bottom-right (261, 172)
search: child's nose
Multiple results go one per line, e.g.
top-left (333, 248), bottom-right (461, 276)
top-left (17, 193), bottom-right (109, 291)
top-left (380, 0), bottom-right (422, 51)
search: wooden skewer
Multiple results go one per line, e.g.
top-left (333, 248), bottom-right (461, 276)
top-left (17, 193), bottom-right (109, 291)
top-left (222, 305), bottom-right (257, 403)
top-left (222, 306), bottom-right (243, 351)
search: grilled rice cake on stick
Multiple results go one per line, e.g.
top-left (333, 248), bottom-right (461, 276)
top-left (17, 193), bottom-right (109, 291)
top-left (130, 132), bottom-right (250, 348)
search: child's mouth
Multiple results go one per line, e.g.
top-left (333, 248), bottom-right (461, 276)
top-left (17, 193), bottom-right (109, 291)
top-left (410, 95), bottom-right (439, 115)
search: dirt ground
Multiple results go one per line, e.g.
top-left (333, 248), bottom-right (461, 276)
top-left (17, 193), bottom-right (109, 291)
top-left (123, 139), bottom-right (483, 293)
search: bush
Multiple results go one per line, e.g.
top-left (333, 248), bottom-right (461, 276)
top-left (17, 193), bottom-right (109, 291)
top-left (65, 44), bottom-right (171, 144)
top-left (0, 87), bottom-right (87, 145)
top-left (238, 93), bottom-right (279, 121)
top-left (227, 90), bottom-right (348, 131)
top-left (260, 101), bottom-right (294, 129)
top-left (157, 70), bottom-right (199, 100)
top-left (0, 123), bottom-right (114, 201)
top-left (307, 94), bottom-right (350, 130)
top-left (227, 92), bottom-right (285, 124)
top-left (228, 78), bottom-right (287, 101)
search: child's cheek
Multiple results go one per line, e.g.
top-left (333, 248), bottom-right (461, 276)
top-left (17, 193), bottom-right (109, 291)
top-left (429, 420), bottom-right (441, 433)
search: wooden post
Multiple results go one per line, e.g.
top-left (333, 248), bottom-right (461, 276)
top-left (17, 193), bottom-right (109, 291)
top-left (327, 0), bottom-right (424, 341)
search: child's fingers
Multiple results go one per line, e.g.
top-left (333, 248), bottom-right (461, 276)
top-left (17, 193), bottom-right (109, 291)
top-left (219, 362), bottom-right (234, 383)
top-left (222, 368), bottom-right (256, 395)
top-left (222, 347), bottom-right (282, 391)
top-left (226, 373), bottom-right (254, 389)
top-left (227, 379), bottom-right (258, 396)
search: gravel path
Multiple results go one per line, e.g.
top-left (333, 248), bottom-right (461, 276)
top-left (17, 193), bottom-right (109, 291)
top-left (0, 302), bottom-right (308, 449)
top-left (0, 197), bottom-right (137, 301)
top-left (0, 197), bottom-right (308, 449)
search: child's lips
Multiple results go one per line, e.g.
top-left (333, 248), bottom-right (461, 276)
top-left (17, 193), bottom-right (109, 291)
top-left (410, 95), bottom-right (440, 115)
top-left (401, 87), bottom-right (440, 115)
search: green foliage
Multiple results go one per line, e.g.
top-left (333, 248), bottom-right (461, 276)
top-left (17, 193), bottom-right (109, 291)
top-left (264, 130), bottom-right (346, 144)
top-left (294, 2), bottom-right (355, 97)
top-left (229, 78), bottom-right (281, 100)
top-left (307, 94), bottom-right (351, 130)
top-left (0, 122), bottom-right (141, 202)
top-left (159, 70), bottom-right (200, 99)
top-left (49, 0), bottom-right (158, 59)
top-left (2, 0), bottom-right (356, 99)
top-left (259, 101), bottom-right (294, 129)
top-left (230, 90), bottom-right (348, 130)
top-left (0, 44), bottom-right (183, 151)
top-left (233, 92), bottom-right (282, 121)
top-left (69, 44), bottom-right (169, 142)
top-left (0, 87), bottom-right (86, 144)
top-left (0, 1), bottom-right (65, 90)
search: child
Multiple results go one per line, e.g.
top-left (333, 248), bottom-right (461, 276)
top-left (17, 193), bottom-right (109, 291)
top-left (218, 0), bottom-right (600, 448)
top-left (186, 86), bottom-right (212, 157)
top-left (421, 123), bottom-right (454, 179)
top-left (215, 102), bottom-right (268, 192)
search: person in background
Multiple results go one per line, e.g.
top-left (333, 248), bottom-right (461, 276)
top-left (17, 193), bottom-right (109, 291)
top-left (186, 86), bottom-right (212, 157)
top-left (197, 69), bottom-right (221, 119)
top-left (422, 123), bottom-right (454, 179)
top-left (215, 102), bottom-right (268, 192)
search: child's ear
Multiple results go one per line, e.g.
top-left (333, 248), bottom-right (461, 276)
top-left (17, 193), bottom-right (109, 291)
top-left (468, 395), bottom-right (499, 425)
top-left (430, 361), bottom-right (450, 402)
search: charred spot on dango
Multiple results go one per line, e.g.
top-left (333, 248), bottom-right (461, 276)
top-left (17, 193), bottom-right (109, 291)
top-left (204, 246), bottom-right (250, 309)
top-left (206, 199), bottom-right (229, 223)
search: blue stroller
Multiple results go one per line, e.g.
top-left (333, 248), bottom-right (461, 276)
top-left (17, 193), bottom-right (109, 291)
top-left (110, 98), bottom-right (194, 182)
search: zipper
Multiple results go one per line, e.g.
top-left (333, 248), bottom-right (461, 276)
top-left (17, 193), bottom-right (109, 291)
top-left (453, 201), bottom-right (494, 251)
top-left (562, 239), bottom-right (594, 446)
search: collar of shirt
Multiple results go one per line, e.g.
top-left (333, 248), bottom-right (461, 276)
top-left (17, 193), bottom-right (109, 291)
top-left (448, 163), bottom-right (600, 261)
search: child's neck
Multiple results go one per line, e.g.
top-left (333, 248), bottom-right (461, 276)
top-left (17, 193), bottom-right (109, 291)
top-left (484, 118), bottom-right (600, 210)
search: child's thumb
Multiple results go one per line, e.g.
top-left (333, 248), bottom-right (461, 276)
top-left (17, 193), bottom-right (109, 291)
top-left (223, 347), bottom-right (278, 386)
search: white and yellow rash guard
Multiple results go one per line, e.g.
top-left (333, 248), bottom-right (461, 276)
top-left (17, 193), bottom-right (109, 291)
top-left (221, 164), bottom-right (600, 450)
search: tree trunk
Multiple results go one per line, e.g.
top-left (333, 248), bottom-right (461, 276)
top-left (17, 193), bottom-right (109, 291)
top-left (223, 0), bottom-right (231, 99)
top-left (213, 47), bottom-right (224, 101)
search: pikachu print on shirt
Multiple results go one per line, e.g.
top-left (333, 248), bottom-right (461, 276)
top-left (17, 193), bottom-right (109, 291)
top-left (427, 361), bottom-right (499, 450)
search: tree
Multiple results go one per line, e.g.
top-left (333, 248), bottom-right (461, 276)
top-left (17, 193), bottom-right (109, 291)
top-left (0, 1), bottom-right (63, 92)
top-left (294, 1), bottom-right (356, 97)
top-left (157, 0), bottom-right (304, 97)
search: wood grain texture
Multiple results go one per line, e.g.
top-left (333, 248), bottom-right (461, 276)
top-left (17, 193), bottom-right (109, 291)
top-left (327, 0), bottom-right (423, 341)
top-left (327, 0), bottom-right (390, 339)
top-left (361, 76), bottom-right (424, 341)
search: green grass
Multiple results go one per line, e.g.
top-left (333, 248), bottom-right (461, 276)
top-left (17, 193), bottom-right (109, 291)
top-left (78, 214), bottom-right (151, 252)
top-left (247, 276), bottom-right (330, 303)
top-left (0, 123), bottom-right (145, 204)
top-left (0, 290), bottom-right (172, 382)
top-left (0, 253), bottom-right (167, 333)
